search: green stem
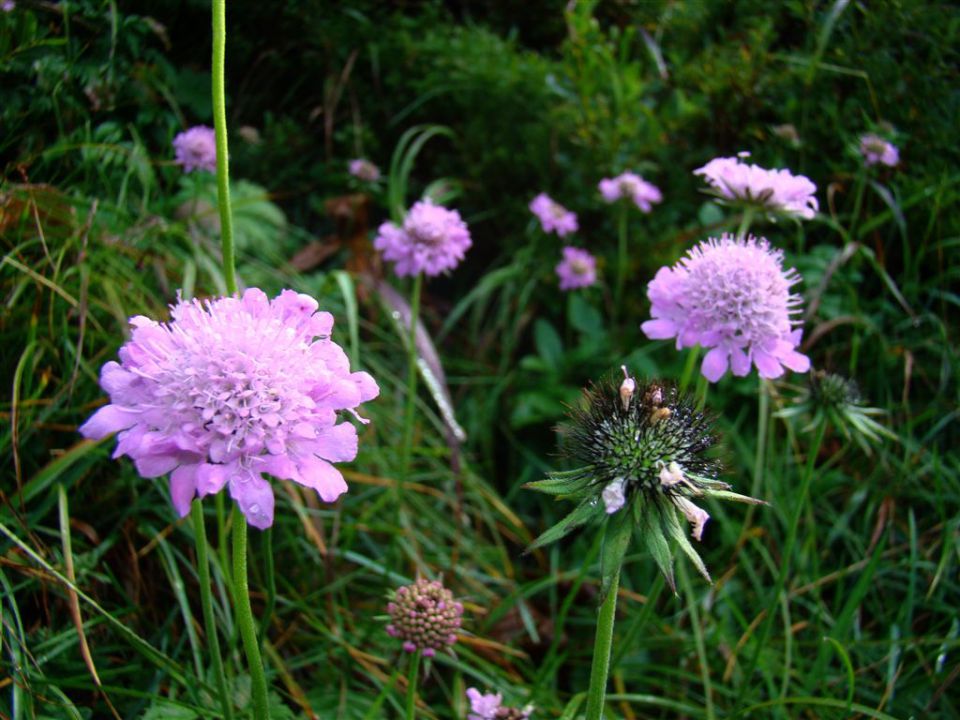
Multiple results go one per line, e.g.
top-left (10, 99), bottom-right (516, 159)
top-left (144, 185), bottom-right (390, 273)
top-left (849, 168), bottom-right (867, 241)
top-left (212, 0), bottom-right (237, 295)
top-left (679, 561), bottom-right (714, 720)
top-left (399, 273), bottom-right (424, 483)
top-left (750, 379), bottom-right (769, 499)
top-left (192, 500), bottom-right (233, 720)
top-left (231, 507), bottom-right (269, 720)
top-left (405, 649), bottom-right (422, 720)
top-left (678, 345), bottom-right (701, 394)
top-left (737, 207), bottom-right (755, 239)
top-left (260, 527), bottom-right (275, 638)
top-left (584, 566), bottom-right (621, 720)
top-left (614, 203), bottom-right (629, 322)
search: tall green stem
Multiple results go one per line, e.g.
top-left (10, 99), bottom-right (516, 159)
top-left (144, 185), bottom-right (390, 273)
top-left (584, 566), bottom-right (621, 720)
top-left (750, 379), bottom-right (769, 499)
top-left (405, 649), bottom-right (422, 720)
top-left (212, 0), bottom-right (236, 295)
top-left (192, 500), bottom-right (233, 720)
top-left (678, 345), bottom-right (701, 394)
top-left (231, 507), bottom-right (269, 720)
top-left (614, 203), bottom-right (629, 322)
top-left (399, 273), bottom-right (423, 483)
top-left (737, 207), bottom-right (755, 239)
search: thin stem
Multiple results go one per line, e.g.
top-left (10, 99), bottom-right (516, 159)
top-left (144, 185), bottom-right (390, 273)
top-left (260, 527), bottom-right (276, 638)
top-left (212, 0), bottom-right (237, 295)
top-left (614, 202), bottom-right (629, 322)
top-left (584, 566), bottom-right (621, 720)
top-left (231, 507), bottom-right (269, 720)
top-left (679, 561), bottom-right (714, 720)
top-left (399, 272), bottom-right (424, 483)
top-left (679, 345), bottom-right (701, 394)
top-left (405, 649), bottom-right (422, 720)
top-left (191, 500), bottom-right (233, 720)
top-left (849, 167), bottom-right (867, 241)
top-left (750, 379), bottom-right (769, 499)
top-left (737, 207), bottom-right (755, 239)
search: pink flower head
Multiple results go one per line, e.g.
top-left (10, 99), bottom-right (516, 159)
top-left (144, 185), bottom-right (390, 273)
top-left (79, 289), bottom-right (380, 529)
top-left (555, 246), bottom-right (597, 291)
top-left (374, 199), bottom-right (472, 277)
top-left (2, 1), bottom-right (15, 12)
top-left (694, 154), bottom-right (818, 221)
top-left (529, 193), bottom-right (578, 236)
top-left (172, 126), bottom-right (217, 173)
top-left (348, 158), bottom-right (381, 182)
top-left (641, 234), bottom-right (811, 382)
top-left (466, 689), bottom-right (503, 720)
top-left (859, 134), bottom-right (899, 167)
top-left (598, 172), bottom-right (663, 212)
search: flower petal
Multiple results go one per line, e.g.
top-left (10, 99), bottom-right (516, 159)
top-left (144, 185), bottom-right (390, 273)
top-left (169, 464), bottom-right (199, 517)
top-left (229, 473), bottom-right (275, 530)
top-left (701, 346), bottom-right (729, 383)
top-left (641, 319), bottom-right (677, 340)
top-left (296, 455), bottom-right (349, 502)
top-left (78, 404), bottom-right (139, 439)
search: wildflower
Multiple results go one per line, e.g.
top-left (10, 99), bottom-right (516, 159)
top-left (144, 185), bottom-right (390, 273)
top-left (776, 370), bottom-right (897, 453)
top-left (374, 199), bottom-right (472, 277)
top-left (2, 1), bottom-right (15, 12)
top-left (386, 577), bottom-right (463, 657)
top-left (526, 370), bottom-right (763, 589)
top-left (79, 289), bottom-right (379, 529)
top-left (859, 134), bottom-right (899, 168)
top-left (641, 233), bottom-right (811, 382)
top-left (694, 153), bottom-right (818, 221)
top-left (349, 158), bottom-right (381, 182)
top-left (172, 126), bottom-right (217, 173)
top-left (466, 688), bottom-right (532, 720)
top-left (598, 172), bottom-right (663, 212)
top-left (529, 193), bottom-right (578, 237)
top-left (555, 246), bottom-right (597, 291)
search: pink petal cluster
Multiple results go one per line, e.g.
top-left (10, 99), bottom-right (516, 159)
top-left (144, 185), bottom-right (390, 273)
top-left (466, 688), bottom-right (531, 720)
top-left (348, 158), bottom-right (381, 182)
top-left (172, 126), bottom-right (217, 173)
top-left (555, 246), bottom-right (597, 291)
top-left (79, 289), bottom-right (379, 529)
top-left (598, 172), bottom-right (663, 212)
top-left (859, 134), bottom-right (899, 167)
top-left (374, 200), bottom-right (472, 277)
top-left (529, 193), bottom-right (578, 236)
top-left (641, 234), bottom-right (811, 382)
top-left (694, 154), bottom-right (818, 220)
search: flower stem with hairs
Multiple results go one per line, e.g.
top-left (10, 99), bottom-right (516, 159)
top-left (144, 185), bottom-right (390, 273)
top-left (405, 649), bottom-right (422, 720)
top-left (400, 272), bottom-right (424, 484)
top-left (232, 507), bottom-right (269, 720)
top-left (584, 564), bottom-right (621, 720)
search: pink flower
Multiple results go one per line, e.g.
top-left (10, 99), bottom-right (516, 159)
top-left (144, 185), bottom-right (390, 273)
top-left (79, 289), bottom-right (379, 529)
top-left (555, 246), bottom-right (597, 291)
top-left (374, 200), bottom-right (472, 277)
top-left (172, 126), bottom-right (217, 173)
top-left (348, 158), bottom-right (380, 182)
top-left (466, 689), bottom-right (503, 720)
top-left (694, 154), bottom-right (818, 220)
top-left (641, 234), bottom-right (811, 382)
top-left (598, 172), bottom-right (663, 212)
top-left (859, 134), bottom-right (899, 167)
top-left (529, 193), bottom-right (578, 236)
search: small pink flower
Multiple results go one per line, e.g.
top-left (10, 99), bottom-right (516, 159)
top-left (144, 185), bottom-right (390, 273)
top-left (529, 193), bottom-right (578, 236)
top-left (859, 134), bottom-right (899, 168)
top-left (79, 289), bottom-right (379, 529)
top-left (694, 154), bottom-right (818, 220)
top-left (641, 234), bottom-right (810, 382)
top-left (555, 247), bottom-right (597, 291)
top-left (386, 578), bottom-right (463, 657)
top-left (374, 200), bottom-right (472, 277)
top-left (348, 158), bottom-right (380, 182)
top-left (172, 126), bottom-right (217, 173)
top-left (598, 172), bottom-right (663, 212)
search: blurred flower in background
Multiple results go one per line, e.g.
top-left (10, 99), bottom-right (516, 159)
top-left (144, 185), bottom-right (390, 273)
top-left (529, 193), bottom-right (578, 236)
top-left (598, 171), bottom-right (662, 212)
top-left (349, 158), bottom-right (381, 182)
top-left (859, 133), bottom-right (900, 167)
top-left (375, 199), bottom-right (472, 277)
top-left (555, 246), bottom-right (597, 291)
top-left (172, 125), bottom-right (217, 173)
top-left (695, 153), bottom-right (818, 221)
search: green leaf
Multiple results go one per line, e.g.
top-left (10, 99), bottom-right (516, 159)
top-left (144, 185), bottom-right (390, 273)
top-left (636, 503), bottom-right (676, 593)
top-left (661, 505), bottom-right (711, 583)
top-left (525, 469), bottom-right (595, 497)
top-left (600, 508), bottom-right (634, 601)
top-left (527, 497), bottom-right (601, 552)
top-left (534, 319), bottom-right (564, 370)
top-left (569, 293), bottom-right (603, 335)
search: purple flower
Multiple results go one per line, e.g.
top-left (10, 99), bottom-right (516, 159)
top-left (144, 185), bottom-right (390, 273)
top-left (555, 246), bottom-right (597, 291)
top-left (2, 1), bottom-right (16, 12)
top-left (529, 193), bottom-right (578, 236)
top-left (374, 200), bottom-right (472, 277)
top-left (466, 689), bottom-right (503, 720)
top-left (694, 154), bottom-right (818, 221)
top-left (79, 289), bottom-right (379, 529)
top-left (348, 158), bottom-right (380, 182)
top-left (172, 126), bottom-right (217, 173)
top-left (641, 234), bottom-right (811, 382)
top-left (859, 134), bottom-right (899, 167)
top-left (598, 172), bottom-right (663, 212)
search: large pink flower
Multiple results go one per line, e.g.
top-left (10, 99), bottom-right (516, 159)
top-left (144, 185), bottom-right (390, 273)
top-left (79, 289), bottom-right (379, 529)
top-left (694, 154), bottom-right (817, 220)
top-left (641, 234), bottom-right (811, 382)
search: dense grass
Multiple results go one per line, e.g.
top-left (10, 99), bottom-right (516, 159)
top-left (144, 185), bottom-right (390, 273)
top-left (2, 1), bottom-right (959, 719)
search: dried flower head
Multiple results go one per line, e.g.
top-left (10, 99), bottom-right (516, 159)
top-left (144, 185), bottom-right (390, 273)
top-left (859, 134), bottom-right (899, 168)
top-left (79, 289), bottom-right (379, 529)
top-left (641, 233), bottom-right (811, 382)
top-left (526, 369), bottom-right (763, 590)
top-left (374, 199), bottom-right (472, 277)
top-left (466, 688), bottom-right (532, 720)
top-left (529, 193), bottom-right (578, 237)
top-left (555, 246), bottom-right (597, 291)
top-left (598, 172), bottom-right (663, 212)
top-left (386, 577), bottom-right (463, 656)
top-left (349, 158), bottom-right (381, 182)
top-left (694, 153), bottom-right (818, 220)
top-left (172, 126), bottom-right (217, 173)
